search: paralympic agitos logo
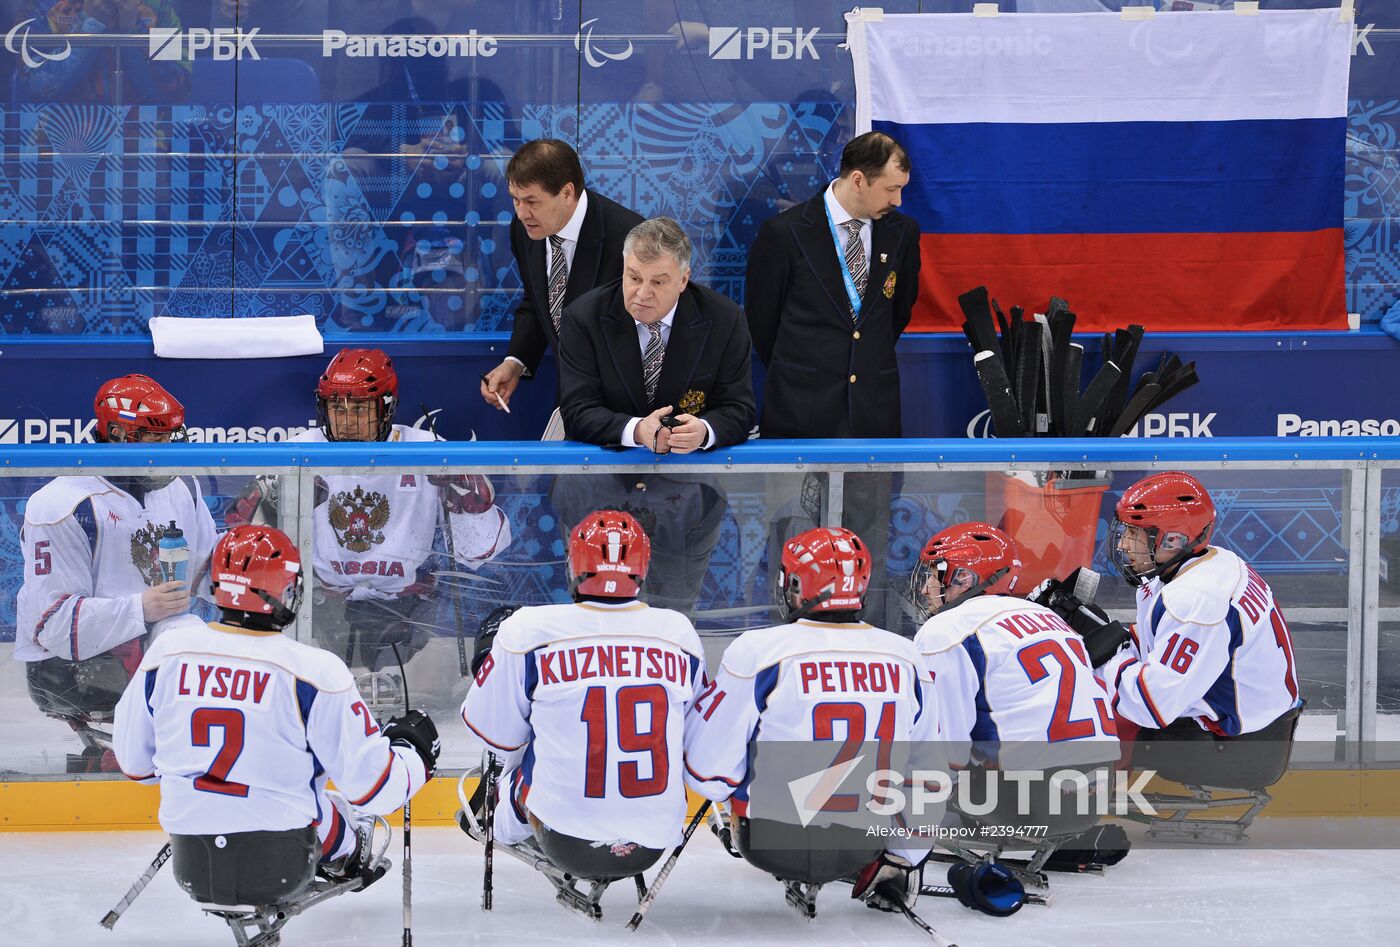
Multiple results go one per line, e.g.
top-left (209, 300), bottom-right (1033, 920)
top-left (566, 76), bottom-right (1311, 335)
top-left (5, 19), bottom-right (73, 69)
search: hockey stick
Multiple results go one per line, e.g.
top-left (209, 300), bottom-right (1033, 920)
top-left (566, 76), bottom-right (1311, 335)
top-left (973, 351), bottom-right (1024, 438)
top-left (1107, 379), bottom-right (1162, 437)
top-left (920, 883), bottom-right (1050, 907)
top-left (1060, 342), bottom-right (1083, 439)
top-left (1074, 360), bottom-right (1121, 436)
top-left (1144, 363), bottom-right (1199, 415)
top-left (895, 899), bottom-right (958, 947)
top-left (1014, 322), bottom-right (1042, 435)
top-left (390, 642), bottom-right (414, 947)
top-left (481, 752), bottom-right (501, 911)
top-left (99, 841), bottom-right (172, 929)
top-left (625, 800), bottom-right (712, 931)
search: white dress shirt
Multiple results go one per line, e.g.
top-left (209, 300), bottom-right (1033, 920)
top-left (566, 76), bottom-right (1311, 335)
top-left (824, 181), bottom-right (872, 270)
top-left (619, 303), bottom-right (716, 451)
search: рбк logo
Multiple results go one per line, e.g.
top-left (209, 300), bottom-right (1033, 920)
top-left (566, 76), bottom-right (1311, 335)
top-left (575, 17), bottom-right (633, 68)
top-left (149, 28), bottom-right (260, 62)
top-left (5, 18), bottom-right (73, 69)
top-left (708, 26), bottom-right (819, 61)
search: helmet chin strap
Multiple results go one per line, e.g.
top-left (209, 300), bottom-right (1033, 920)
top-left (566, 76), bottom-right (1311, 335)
top-left (931, 566), bottom-right (1010, 617)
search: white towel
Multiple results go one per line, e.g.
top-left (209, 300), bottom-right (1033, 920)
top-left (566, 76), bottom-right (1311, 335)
top-left (150, 315), bottom-right (324, 359)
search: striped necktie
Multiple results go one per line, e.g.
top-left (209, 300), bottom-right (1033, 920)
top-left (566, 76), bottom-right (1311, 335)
top-left (642, 323), bottom-right (665, 404)
top-left (548, 234), bottom-right (567, 333)
top-left (841, 218), bottom-right (867, 320)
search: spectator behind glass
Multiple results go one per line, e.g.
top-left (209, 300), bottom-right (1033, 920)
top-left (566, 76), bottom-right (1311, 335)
top-left (14, 0), bottom-right (191, 103)
top-left (324, 13), bottom-right (510, 332)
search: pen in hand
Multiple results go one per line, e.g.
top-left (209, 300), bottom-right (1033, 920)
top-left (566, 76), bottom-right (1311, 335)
top-left (480, 374), bottom-right (511, 414)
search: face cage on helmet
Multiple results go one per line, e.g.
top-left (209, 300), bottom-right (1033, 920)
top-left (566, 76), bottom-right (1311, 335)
top-left (317, 394), bottom-right (394, 442)
top-left (1110, 518), bottom-right (1203, 587)
top-left (103, 422), bottom-right (189, 444)
top-left (910, 560), bottom-right (984, 622)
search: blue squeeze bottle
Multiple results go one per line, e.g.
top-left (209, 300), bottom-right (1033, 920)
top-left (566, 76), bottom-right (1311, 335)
top-left (158, 521), bottom-right (189, 584)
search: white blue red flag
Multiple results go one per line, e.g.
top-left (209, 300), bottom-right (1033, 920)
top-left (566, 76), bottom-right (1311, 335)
top-left (848, 7), bottom-right (1352, 331)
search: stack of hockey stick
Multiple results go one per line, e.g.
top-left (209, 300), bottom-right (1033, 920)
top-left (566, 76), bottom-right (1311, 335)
top-left (958, 285), bottom-right (1199, 440)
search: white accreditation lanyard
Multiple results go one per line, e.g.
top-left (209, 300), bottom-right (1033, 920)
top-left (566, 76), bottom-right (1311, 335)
top-left (824, 199), bottom-right (864, 322)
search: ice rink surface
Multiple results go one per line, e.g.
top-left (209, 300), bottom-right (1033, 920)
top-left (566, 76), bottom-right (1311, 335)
top-left (2, 825), bottom-right (1392, 946)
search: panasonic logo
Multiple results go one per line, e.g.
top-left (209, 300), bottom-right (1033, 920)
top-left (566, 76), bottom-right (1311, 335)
top-left (0, 419), bottom-right (316, 444)
top-left (1277, 414), bottom-right (1400, 437)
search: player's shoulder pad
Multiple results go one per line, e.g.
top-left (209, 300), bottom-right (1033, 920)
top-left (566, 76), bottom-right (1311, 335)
top-left (1160, 547), bottom-right (1238, 626)
top-left (390, 424), bottom-right (438, 443)
top-left (913, 595), bottom-right (1015, 655)
top-left (284, 638), bottom-right (358, 692)
top-left (491, 603), bottom-right (566, 653)
top-left (24, 477), bottom-right (117, 525)
top-left (136, 614), bottom-right (217, 670)
top-left (633, 604), bottom-right (706, 658)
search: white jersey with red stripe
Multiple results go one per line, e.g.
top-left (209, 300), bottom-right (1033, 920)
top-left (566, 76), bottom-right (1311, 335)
top-left (1098, 546), bottom-right (1300, 736)
top-left (113, 615), bottom-right (427, 836)
top-left (15, 475), bottom-right (218, 663)
top-left (915, 595), bottom-right (1119, 771)
top-left (683, 619), bottom-right (938, 820)
top-left (297, 425), bottom-right (510, 600)
top-left (460, 600), bottom-right (705, 850)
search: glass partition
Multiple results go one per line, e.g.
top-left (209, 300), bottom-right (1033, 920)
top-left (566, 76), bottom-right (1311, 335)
top-left (2, 442), bottom-right (1390, 776)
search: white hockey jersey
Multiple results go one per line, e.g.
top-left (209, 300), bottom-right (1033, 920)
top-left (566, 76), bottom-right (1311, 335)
top-left (1098, 547), bottom-right (1300, 736)
top-left (297, 425), bottom-right (510, 600)
top-left (113, 615), bottom-right (427, 836)
top-left (460, 601), bottom-right (705, 850)
top-left (15, 476), bottom-right (218, 663)
top-left (915, 595), bottom-right (1119, 771)
top-left (683, 620), bottom-right (938, 821)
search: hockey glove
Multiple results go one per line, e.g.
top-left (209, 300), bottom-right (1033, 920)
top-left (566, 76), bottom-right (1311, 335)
top-left (946, 861), bottom-right (1025, 917)
top-left (471, 605), bottom-right (518, 679)
top-left (226, 475), bottom-right (279, 527)
top-left (385, 709), bottom-right (441, 778)
top-left (430, 473), bottom-right (494, 514)
top-left (1057, 599), bottom-right (1132, 668)
top-left (852, 853), bottom-right (920, 913)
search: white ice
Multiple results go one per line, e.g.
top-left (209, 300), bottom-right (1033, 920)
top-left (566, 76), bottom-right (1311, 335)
top-left (1, 825), bottom-right (1391, 946)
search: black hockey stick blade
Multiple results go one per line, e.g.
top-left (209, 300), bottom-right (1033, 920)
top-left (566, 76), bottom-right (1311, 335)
top-left (1060, 342), bottom-right (1084, 437)
top-left (627, 801), bottom-right (712, 930)
top-left (960, 321), bottom-right (980, 352)
top-left (974, 350), bottom-right (1025, 437)
top-left (1101, 325), bottom-right (1144, 431)
top-left (957, 286), bottom-right (1000, 354)
top-left (1015, 324), bottom-right (1043, 434)
top-left (991, 298), bottom-right (1014, 369)
top-left (1109, 381), bottom-right (1163, 437)
top-left (1033, 315), bottom-right (1056, 436)
top-left (1145, 364), bottom-right (1199, 415)
top-left (1076, 360), bottom-right (1122, 436)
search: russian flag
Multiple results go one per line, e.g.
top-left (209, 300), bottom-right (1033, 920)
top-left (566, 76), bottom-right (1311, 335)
top-left (849, 8), bottom-right (1352, 331)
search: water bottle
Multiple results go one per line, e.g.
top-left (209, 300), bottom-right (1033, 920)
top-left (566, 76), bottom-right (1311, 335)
top-left (158, 521), bottom-right (189, 584)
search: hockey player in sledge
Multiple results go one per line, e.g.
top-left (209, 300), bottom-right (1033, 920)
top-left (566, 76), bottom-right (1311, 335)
top-left (457, 510), bottom-right (706, 921)
top-left (911, 523), bottom-right (1121, 903)
top-left (683, 526), bottom-right (941, 925)
top-left (111, 524), bottom-right (440, 946)
top-left (1086, 472), bottom-right (1305, 842)
top-left (16, 374), bottom-right (218, 772)
top-left (227, 347), bottom-right (511, 708)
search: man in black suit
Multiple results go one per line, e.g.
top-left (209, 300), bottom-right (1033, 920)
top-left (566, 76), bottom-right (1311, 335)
top-left (480, 139), bottom-right (643, 433)
top-left (745, 131), bottom-right (921, 624)
top-left (552, 217), bottom-right (755, 610)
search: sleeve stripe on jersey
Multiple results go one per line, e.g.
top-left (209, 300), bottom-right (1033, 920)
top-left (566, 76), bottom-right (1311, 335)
top-left (461, 712), bottom-right (527, 752)
top-left (33, 593), bottom-right (73, 645)
top-left (349, 752), bottom-right (394, 806)
top-left (319, 804), bottom-right (345, 858)
top-left (68, 597), bottom-right (86, 660)
top-left (143, 668), bottom-right (158, 717)
top-left (685, 761), bottom-right (741, 788)
top-left (1136, 674), bottom-right (1170, 729)
top-left (1110, 657), bottom-right (1140, 718)
top-left (294, 679), bottom-right (317, 730)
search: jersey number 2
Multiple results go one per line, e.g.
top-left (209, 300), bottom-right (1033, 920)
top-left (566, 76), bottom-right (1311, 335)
top-left (191, 708), bottom-right (250, 797)
top-left (580, 684), bottom-right (669, 799)
top-left (1017, 639), bottom-right (1115, 741)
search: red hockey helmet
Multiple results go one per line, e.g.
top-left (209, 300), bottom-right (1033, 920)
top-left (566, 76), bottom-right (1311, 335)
top-left (211, 525), bottom-right (304, 629)
top-left (316, 348), bottom-right (399, 442)
top-left (94, 374), bottom-right (186, 442)
top-left (568, 510), bottom-right (651, 600)
top-left (1111, 471), bottom-right (1216, 586)
top-left (912, 522), bottom-right (1021, 619)
top-left (777, 526), bottom-right (872, 621)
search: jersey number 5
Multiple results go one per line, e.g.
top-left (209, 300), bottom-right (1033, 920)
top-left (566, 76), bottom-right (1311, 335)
top-left (191, 708), bottom-right (250, 797)
top-left (580, 684), bottom-right (669, 799)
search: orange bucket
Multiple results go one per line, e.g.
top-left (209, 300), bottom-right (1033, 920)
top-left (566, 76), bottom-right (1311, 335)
top-left (986, 471), bottom-right (1111, 590)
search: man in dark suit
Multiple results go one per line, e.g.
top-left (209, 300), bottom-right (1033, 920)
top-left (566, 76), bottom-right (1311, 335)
top-left (552, 217), bottom-right (755, 610)
top-left (480, 139), bottom-right (643, 433)
top-left (744, 131), bottom-right (921, 624)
